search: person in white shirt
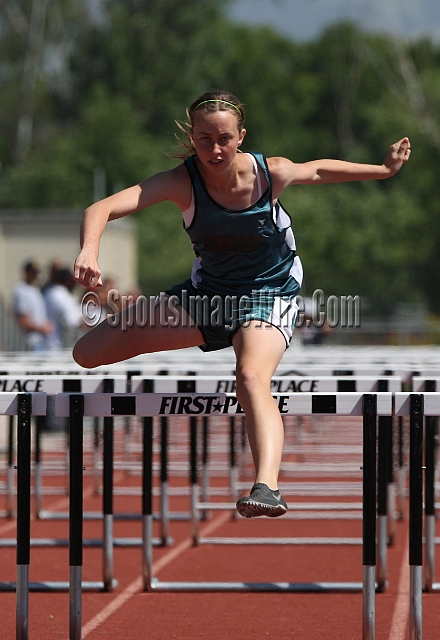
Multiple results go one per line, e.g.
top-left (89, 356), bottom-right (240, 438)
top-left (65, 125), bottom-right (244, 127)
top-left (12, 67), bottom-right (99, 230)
top-left (44, 268), bottom-right (83, 350)
top-left (13, 260), bottom-right (54, 351)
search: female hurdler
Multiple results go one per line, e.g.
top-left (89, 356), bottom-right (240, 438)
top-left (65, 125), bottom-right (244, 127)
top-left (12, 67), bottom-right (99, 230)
top-left (73, 90), bottom-right (411, 518)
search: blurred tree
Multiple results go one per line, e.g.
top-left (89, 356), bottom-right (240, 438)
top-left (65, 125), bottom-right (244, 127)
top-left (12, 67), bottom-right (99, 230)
top-left (1, 6), bottom-right (440, 316)
top-left (0, 0), bottom-right (89, 164)
top-left (70, 0), bottom-right (232, 139)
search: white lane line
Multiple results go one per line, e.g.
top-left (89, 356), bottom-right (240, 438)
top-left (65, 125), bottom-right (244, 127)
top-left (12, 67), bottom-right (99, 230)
top-left (388, 532), bottom-right (410, 640)
top-left (81, 510), bottom-right (232, 638)
top-left (0, 494), bottom-right (74, 535)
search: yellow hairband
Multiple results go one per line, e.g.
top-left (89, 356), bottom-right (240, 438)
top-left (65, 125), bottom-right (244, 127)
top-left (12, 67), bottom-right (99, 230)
top-left (193, 99), bottom-right (242, 116)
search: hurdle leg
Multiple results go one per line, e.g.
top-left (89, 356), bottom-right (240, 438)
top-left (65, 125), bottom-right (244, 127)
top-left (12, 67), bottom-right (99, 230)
top-left (229, 417), bottom-right (238, 505)
top-left (363, 394), bottom-right (377, 640)
top-left (34, 416), bottom-right (43, 518)
top-left (386, 417), bottom-right (396, 545)
top-left (102, 378), bottom-right (114, 591)
top-left (160, 417), bottom-right (170, 546)
top-left (69, 395), bottom-right (84, 640)
top-left (423, 380), bottom-right (437, 592)
top-left (201, 417), bottom-right (210, 520)
top-left (102, 415), bottom-right (114, 591)
top-left (409, 394), bottom-right (423, 640)
top-left (397, 417), bottom-right (406, 520)
top-left (296, 415), bottom-right (305, 462)
top-left (7, 415), bottom-right (15, 517)
top-left (424, 414), bottom-right (437, 591)
top-left (190, 417), bottom-right (200, 546)
top-left (142, 416), bottom-right (154, 590)
top-left (377, 416), bottom-right (388, 592)
top-left (65, 427), bottom-right (70, 495)
top-left (92, 418), bottom-right (100, 496)
top-left (239, 416), bottom-right (247, 478)
top-left (16, 394), bottom-right (32, 640)
top-left (124, 417), bottom-right (132, 465)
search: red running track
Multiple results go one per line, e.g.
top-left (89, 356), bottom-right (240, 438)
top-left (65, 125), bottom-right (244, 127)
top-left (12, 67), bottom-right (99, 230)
top-left (1, 415), bottom-right (440, 639)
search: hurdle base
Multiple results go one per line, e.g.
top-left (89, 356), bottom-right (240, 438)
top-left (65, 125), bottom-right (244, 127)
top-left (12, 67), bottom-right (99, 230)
top-left (0, 580), bottom-right (118, 592)
top-left (0, 537), bottom-right (172, 548)
top-left (148, 579), bottom-right (364, 592)
top-left (198, 536), bottom-right (362, 545)
top-left (38, 509), bottom-right (190, 522)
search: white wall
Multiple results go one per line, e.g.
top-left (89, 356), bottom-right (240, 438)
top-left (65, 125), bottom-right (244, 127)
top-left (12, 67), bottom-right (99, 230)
top-left (0, 210), bottom-right (137, 306)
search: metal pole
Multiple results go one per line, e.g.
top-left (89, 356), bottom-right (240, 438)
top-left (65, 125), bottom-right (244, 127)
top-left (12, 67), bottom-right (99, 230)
top-left (69, 395), bottom-right (84, 640)
top-left (409, 394), bottom-right (423, 640)
top-left (7, 415), bottom-right (14, 517)
top-left (102, 379), bottom-right (114, 591)
top-left (230, 418), bottom-right (238, 504)
top-left (16, 393), bottom-right (32, 640)
top-left (386, 417), bottom-right (396, 545)
top-left (160, 417), bottom-right (169, 546)
top-left (92, 417), bottom-right (100, 496)
top-left (377, 415), bottom-right (388, 591)
top-left (124, 370), bottom-right (140, 466)
top-left (410, 566), bottom-right (423, 640)
top-left (362, 394), bottom-right (377, 640)
top-left (239, 416), bottom-right (247, 477)
top-left (397, 416), bottom-right (406, 519)
top-left (142, 415), bottom-right (154, 591)
top-left (34, 416), bottom-right (42, 517)
top-left (190, 416), bottom-right (199, 546)
top-left (424, 381), bottom-right (436, 591)
top-left (201, 417), bottom-right (210, 520)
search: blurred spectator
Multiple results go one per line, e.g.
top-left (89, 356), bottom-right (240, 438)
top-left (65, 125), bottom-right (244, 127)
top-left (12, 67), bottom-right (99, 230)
top-left (41, 258), bottom-right (67, 295)
top-left (12, 260), bottom-right (54, 351)
top-left (297, 296), bottom-right (332, 346)
top-left (44, 267), bottom-right (84, 349)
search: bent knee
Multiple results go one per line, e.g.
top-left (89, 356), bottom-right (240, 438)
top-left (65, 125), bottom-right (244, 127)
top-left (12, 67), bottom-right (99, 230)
top-left (235, 367), bottom-right (270, 401)
top-left (72, 337), bottom-right (100, 369)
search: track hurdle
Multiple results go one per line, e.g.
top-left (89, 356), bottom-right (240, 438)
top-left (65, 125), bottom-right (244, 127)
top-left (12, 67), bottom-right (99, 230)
top-left (411, 378), bottom-right (439, 595)
top-left (55, 391), bottom-right (226, 640)
top-left (54, 389), bottom-right (392, 640)
top-left (394, 391), bottom-right (440, 640)
top-left (0, 392), bottom-right (46, 640)
top-left (0, 374), bottom-right (126, 519)
top-left (1, 375), bottom-right (161, 599)
top-left (145, 391), bottom-right (391, 640)
top-left (57, 392), bottom-right (392, 640)
top-left (132, 374), bottom-right (400, 592)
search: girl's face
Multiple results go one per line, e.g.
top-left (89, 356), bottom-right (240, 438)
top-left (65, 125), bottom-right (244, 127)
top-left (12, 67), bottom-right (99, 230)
top-left (190, 110), bottom-right (246, 173)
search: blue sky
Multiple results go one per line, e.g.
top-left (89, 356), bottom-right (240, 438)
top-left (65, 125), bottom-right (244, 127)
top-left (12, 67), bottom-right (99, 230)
top-left (229, 0), bottom-right (440, 42)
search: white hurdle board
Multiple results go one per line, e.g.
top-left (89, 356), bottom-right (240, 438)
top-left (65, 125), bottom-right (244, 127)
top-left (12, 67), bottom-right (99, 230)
top-left (130, 374), bottom-right (402, 394)
top-left (0, 374), bottom-right (126, 394)
top-left (55, 391), bottom-right (393, 417)
top-left (0, 392), bottom-right (46, 415)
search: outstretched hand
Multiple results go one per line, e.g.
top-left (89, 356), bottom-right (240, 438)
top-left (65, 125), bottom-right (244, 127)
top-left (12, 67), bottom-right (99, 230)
top-left (383, 137), bottom-right (411, 175)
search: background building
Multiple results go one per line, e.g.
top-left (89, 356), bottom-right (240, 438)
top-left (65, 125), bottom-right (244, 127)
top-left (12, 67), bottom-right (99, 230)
top-left (0, 209), bottom-right (137, 350)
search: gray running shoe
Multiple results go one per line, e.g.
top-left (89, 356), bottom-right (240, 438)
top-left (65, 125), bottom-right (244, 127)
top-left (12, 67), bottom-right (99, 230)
top-left (236, 482), bottom-right (288, 518)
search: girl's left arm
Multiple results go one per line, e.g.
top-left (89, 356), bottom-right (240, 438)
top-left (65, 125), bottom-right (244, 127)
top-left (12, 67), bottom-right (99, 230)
top-left (269, 137), bottom-right (411, 192)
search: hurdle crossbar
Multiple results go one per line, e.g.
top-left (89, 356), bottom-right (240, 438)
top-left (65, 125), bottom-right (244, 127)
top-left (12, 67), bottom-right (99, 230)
top-left (55, 390), bottom-right (393, 640)
top-left (395, 392), bottom-right (439, 640)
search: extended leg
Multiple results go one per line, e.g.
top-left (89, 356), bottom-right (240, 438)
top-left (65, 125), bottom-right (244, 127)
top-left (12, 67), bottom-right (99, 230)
top-left (73, 295), bottom-right (204, 368)
top-left (232, 321), bottom-right (287, 516)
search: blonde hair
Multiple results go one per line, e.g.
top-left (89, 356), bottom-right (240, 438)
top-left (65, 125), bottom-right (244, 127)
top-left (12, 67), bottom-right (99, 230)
top-left (169, 90), bottom-right (246, 160)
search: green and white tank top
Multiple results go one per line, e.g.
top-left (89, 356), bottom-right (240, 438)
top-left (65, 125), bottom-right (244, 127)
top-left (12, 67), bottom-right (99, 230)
top-left (182, 152), bottom-right (303, 297)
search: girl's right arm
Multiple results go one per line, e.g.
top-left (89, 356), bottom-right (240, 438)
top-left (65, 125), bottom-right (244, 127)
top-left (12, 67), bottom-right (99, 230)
top-left (74, 165), bottom-right (190, 287)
